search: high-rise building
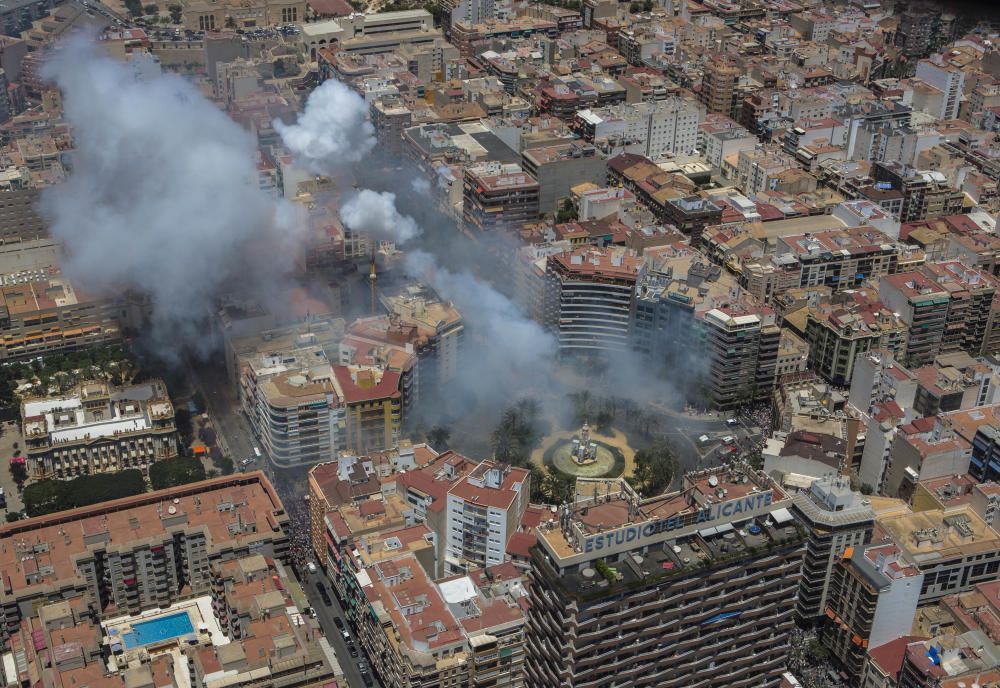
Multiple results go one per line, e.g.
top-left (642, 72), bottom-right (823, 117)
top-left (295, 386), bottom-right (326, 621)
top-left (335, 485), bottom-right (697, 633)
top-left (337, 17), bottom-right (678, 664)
top-left (543, 246), bottom-right (642, 357)
top-left (701, 304), bottom-right (781, 409)
top-left (822, 543), bottom-right (924, 681)
top-left (21, 380), bottom-right (178, 481)
top-left (631, 247), bottom-right (780, 409)
top-left (790, 475), bottom-right (874, 624)
top-left (918, 261), bottom-right (998, 358)
top-left (700, 59), bottom-right (741, 117)
top-left (879, 272), bottom-right (951, 368)
top-left (525, 468), bottom-right (806, 688)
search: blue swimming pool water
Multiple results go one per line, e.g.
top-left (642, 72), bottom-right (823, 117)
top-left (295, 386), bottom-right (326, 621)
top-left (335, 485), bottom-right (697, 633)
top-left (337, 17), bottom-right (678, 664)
top-left (121, 612), bottom-right (194, 649)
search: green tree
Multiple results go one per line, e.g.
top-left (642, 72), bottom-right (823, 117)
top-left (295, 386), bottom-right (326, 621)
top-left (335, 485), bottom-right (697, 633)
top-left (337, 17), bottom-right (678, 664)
top-left (426, 425), bottom-right (451, 450)
top-left (10, 460), bottom-right (27, 485)
top-left (491, 398), bottom-right (543, 467)
top-left (555, 198), bottom-right (577, 224)
top-left (168, 3), bottom-right (182, 22)
top-left (631, 437), bottom-right (676, 496)
top-left (124, 0), bottom-right (143, 17)
top-left (5, 512), bottom-right (22, 522)
top-left (143, 3), bottom-right (158, 14)
top-left (24, 470), bottom-right (146, 517)
top-left (149, 456), bottom-right (206, 490)
top-left (224, 15), bottom-right (237, 28)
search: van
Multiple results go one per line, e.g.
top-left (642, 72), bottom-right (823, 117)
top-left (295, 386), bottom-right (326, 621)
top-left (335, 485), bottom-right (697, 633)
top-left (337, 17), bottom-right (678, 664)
top-left (722, 435), bottom-right (735, 445)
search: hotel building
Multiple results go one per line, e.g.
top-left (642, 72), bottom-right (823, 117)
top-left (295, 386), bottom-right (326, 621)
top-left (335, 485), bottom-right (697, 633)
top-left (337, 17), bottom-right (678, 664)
top-left (525, 467), bottom-right (806, 688)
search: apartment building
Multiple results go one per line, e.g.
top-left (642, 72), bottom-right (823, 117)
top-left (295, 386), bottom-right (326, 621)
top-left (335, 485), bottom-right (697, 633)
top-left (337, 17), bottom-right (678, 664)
top-left (735, 147), bottom-right (798, 196)
top-left (915, 58), bottom-right (965, 121)
top-left (444, 461), bottom-right (531, 574)
top-left (380, 284), bottom-right (465, 392)
top-left (21, 380), bottom-right (178, 481)
top-left (791, 475), bottom-right (875, 625)
top-left (699, 59), bottom-right (741, 117)
top-left (878, 506), bottom-right (1000, 604)
top-left (879, 272), bottom-right (951, 368)
top-left (543, 246), bottom-right (642, 356)
top-left (347, 549), bottom-right (528, 688)
top-left (241, 345), bottom-right (345, 468)
top-left (872, 162), bottom-right (965, 223)
top-left (822, 543), bottom-right (924, 681)
top-left (0, 263), bottom-right (124, 362)
top-left (805, 306), bottom-right (883, 386)
top-left (0, 473), bottom-right (290, 649)
top-left (463, 162), bottom-right (540, 232)
top-left (525, 468), bottom-right (806, 688)
top-left (521, 141), bottom-right (607, 215)
top-left (773, 230), bottom-right (900, 297)
top-left (701, 303), bottom-right (781, 409)
top-left (918, 261), bottom-right (998, 358)
top-left (574, 97), bottom-right (704, 160)
top-left (631, 249), bottom-right (730, 390)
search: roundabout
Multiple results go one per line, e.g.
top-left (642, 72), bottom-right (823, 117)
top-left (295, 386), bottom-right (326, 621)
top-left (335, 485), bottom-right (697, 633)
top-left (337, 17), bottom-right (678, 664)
top-left (535, 423), bottom-right (636, 479)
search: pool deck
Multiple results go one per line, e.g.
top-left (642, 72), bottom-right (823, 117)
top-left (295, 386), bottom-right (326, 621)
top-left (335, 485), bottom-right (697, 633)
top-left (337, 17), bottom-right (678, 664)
top-left (102, 595), bottom-right (229, 676)
top-left (532, 427), bottom-right (637, 477)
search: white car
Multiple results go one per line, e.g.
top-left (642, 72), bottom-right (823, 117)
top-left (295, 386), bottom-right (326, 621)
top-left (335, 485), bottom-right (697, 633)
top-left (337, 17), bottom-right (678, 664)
top-left (307, 562), bottom-right (317, 574)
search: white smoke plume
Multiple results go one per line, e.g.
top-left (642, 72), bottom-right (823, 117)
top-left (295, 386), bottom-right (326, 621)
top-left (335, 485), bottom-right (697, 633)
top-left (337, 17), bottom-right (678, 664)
top-left (404, 250), bottom-right (556, 379)
top-left (274, 79), bottom-right (375, 175)
top-left (340, 189), bottom-right (421, 245)
top-left (40, 37), bottom-right (303, 354)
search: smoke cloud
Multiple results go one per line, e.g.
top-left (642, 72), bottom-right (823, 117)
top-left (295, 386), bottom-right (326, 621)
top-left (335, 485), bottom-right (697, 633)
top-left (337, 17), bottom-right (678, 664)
top-left (274, 79), bottom-right (375, 175)
top-left (340, 189), bottom-right (420, 244)
top-left (40, 37), bottom-right (303, 355)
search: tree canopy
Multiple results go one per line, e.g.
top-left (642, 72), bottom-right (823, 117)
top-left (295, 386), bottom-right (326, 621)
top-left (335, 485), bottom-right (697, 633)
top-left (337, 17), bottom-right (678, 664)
top-left (150, 456), bottom-right (206, 490)
top-left (24, 470), bottom-right (146, 517)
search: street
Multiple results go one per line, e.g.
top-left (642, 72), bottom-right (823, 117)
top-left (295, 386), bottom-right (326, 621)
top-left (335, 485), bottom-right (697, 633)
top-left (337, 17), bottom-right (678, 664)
top-left (301, 568), bottom-right (383, 688)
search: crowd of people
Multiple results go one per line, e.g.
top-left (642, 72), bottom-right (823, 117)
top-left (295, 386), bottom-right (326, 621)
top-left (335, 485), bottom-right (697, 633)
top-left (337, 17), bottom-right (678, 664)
top-left (280, 481), bottom-right (315, 573)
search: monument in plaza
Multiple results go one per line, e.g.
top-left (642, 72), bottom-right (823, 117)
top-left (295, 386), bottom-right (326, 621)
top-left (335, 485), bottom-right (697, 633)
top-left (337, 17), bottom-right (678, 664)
top-left (571, 422), bottom-right (599, 465)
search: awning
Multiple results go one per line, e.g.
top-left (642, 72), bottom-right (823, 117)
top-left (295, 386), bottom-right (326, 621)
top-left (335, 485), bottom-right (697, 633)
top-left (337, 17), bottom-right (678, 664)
top-left (771, 507), bottom-right (793, 524)
top-left (715, 523), bottom-right (734, 534)
top-left (698, 526), bottom-right (719, 537)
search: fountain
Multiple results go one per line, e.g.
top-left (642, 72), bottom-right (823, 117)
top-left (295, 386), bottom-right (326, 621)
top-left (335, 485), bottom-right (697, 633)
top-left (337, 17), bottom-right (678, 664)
top-left (571, 421), bottom-right (599, 465)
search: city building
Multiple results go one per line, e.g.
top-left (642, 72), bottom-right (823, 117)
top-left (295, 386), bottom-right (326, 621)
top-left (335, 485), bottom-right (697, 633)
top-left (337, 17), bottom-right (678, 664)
top-left (791, 475), bottom-right (875, 624)
top-left (699, 59), bottom-right (741, 118)
top-left (463, 162), bottom-right (540, 232)
top-left (879, 272), bottom-right (951, 368)
top-left (379, 283), bottom-right (464, 393)
top-left (521, 141), bottom-right (606, 215)
top-left (21, 380), bottom-right (178, 481)
top-left (574, 97), bottom-right (704, 160)
top-left (822, 543), bottom-right (924, 681)
top-left (0, 472), bottom-right (290, 649)
top-left (879, 506), bottom-right (1000, 603)
top-left (0, 243), bottom-right (125, 362)
top-left (543, 246), bottom-right (642, 357)
top-left (525, 468), bottom-right (806, 688)
top-left (444, 461), bottom-right (531, 574)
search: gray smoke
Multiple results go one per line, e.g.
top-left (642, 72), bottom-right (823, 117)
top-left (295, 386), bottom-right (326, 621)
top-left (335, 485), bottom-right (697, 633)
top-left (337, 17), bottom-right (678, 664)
top-left (340, 189), bottom-right (420, 244)
top-left (404, 249), bottom-right (557, 392)
top-left (40, 37), bottom-right (303, 355)
top-left (274, 78), bottom-right (375, 175)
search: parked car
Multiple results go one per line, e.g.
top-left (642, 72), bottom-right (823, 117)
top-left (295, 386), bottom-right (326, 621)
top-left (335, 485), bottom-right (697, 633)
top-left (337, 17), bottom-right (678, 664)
top-left (333, 617), bottom-right (345, 630)
top-left (307, 562), bottom-right (317, 574)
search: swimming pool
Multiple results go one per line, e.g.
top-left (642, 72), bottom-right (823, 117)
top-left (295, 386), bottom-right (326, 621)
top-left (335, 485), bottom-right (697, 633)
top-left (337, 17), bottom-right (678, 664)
top-left (121, 611), bottom-right (194, 649)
